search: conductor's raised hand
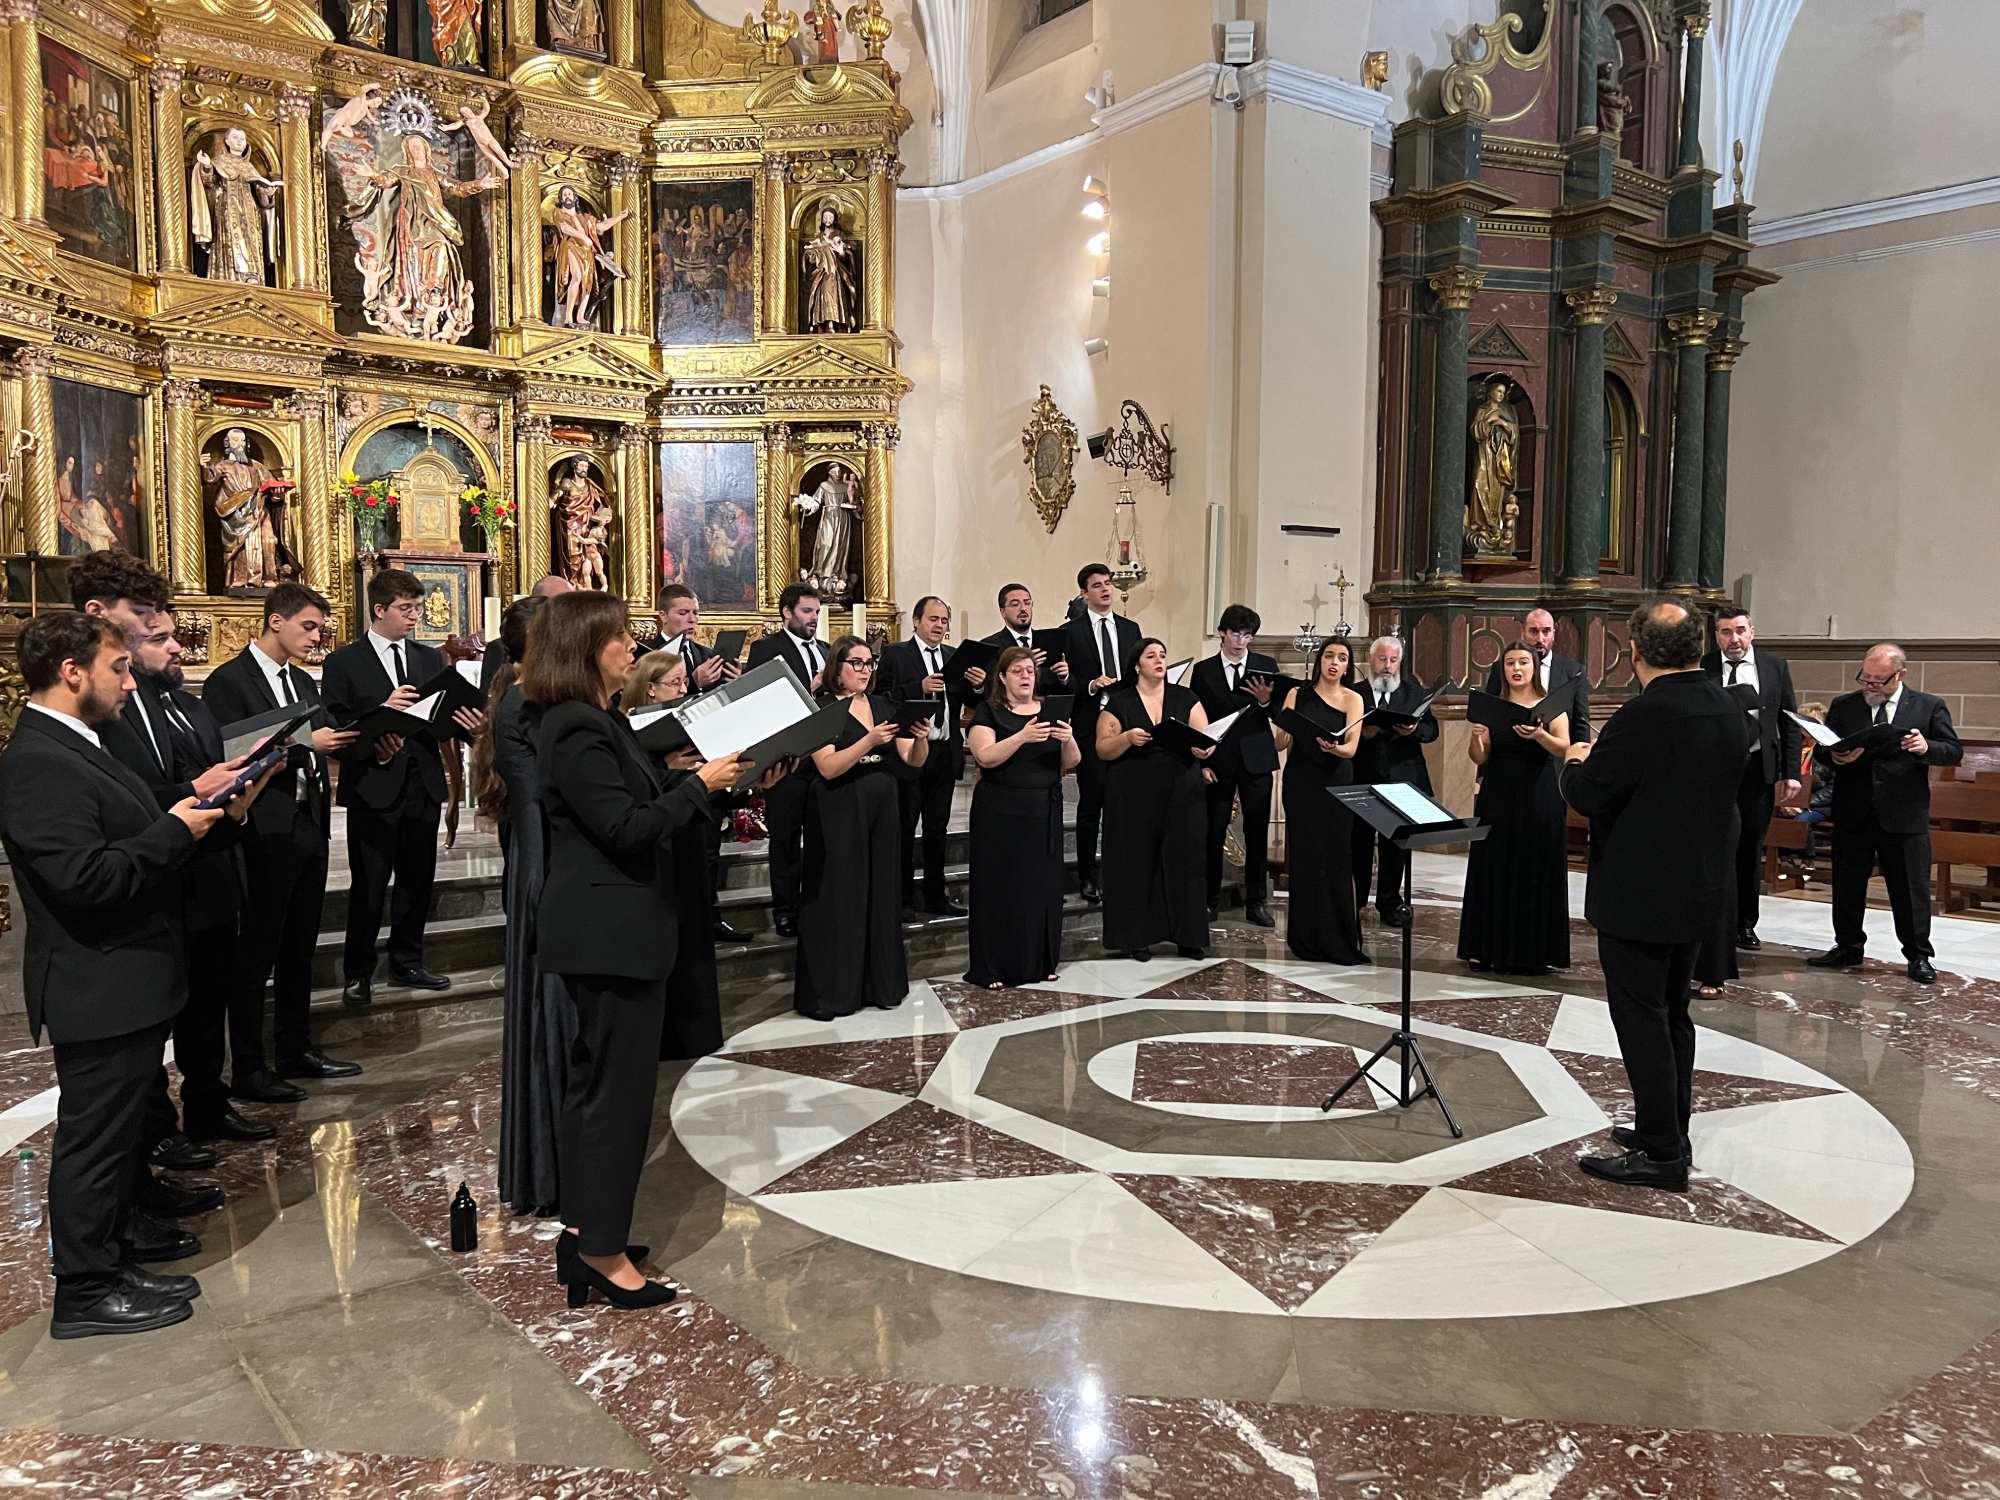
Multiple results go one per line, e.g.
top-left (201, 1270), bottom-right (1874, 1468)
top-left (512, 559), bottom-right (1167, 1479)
top-left (168, 796), bottom-right (227, 840)
top-left (695, 753), bottom-right (748, 791)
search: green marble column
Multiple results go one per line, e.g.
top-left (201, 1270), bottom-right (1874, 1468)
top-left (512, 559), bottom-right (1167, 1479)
top-left (1664, 311), bottom-right (1716, 588)
top-left (1426, 267), bottom-right (1483, 580)
top-left (1699, 336), bottom-right (1741, 592)
top-left (1575, 0), bottom-right (1597, 137)
top-left (1563, 287), bottom-right (1619, 585)
top-left (1678, 10), bottom-right (1709, 171)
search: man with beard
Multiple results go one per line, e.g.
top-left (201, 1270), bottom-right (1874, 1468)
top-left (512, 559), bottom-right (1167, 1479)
top-left (982, 583), bottom-right (1071, 697)
top-left (1700, 606), bottom-right (1802, 951)
top-left (1808, 643), bottom-right (1961, 984)
top-left (0, 612), bottom-right (250, 1336)
top-left (1484, 607), bottom-right (1591, 742)
top-left (1350, 635), bottom-right (1440, 928)
top-left (745, 583), bottom-right (826, 937)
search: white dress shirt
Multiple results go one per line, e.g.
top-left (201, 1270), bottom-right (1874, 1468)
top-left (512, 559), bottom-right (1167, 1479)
top-left (252, 640), bottom-right (297, 704)
top-left (368, 628), bottom-right (413, 687)
top-left (914, 640), bottom-right (947, 740)
top-left (788, 629), bottom-right (824, 681)
top-left (1721, 647), bottom-right (1760, 694)
top-left (1087, 608), bottom-right (1119, 679)
top-left (1871, 683), bottom-right (1904, 724)
top-left (1219, 651), bottom-right (1249, 693)
top-left (27, 701), bottom-right (101, 749)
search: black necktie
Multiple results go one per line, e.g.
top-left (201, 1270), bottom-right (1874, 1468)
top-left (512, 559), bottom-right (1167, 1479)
top-left (1228, 662), bottom-right (1240, 692)
top-left (1098, 617), bottom-right (1115, 679)
top-left (277, 666), bottom-right (296, 705)
top-left (392, 642), bottom-right (409, 686)
top-left (1874, 702), bottom-right (1888, 727)
top-left (158, 689), bottom-right (199, 771)
top-left (1726, 661), bottom-right (1739, 686)
top-left (1017, 634), bottom-right (1030, 649)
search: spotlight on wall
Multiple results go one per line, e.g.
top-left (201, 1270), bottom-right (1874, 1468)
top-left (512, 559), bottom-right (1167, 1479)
top-left (1092, 276), bottom-right (1111, 299)
top-left (1082, 337), bottom-right (1109, 358)
top-left (1086, 428), bottom-right (1111, 459)
top-left (1085, 230), bottom-right (1110, 257)
top-left (1082, 175), bottom-right (1108, 197)
top-left (1221, 20), bottom-right (1256, 66)
top-left (1081, 197), bottom-right (1108, 221)
top-left (1083, 71), bottom-right (1115, 112)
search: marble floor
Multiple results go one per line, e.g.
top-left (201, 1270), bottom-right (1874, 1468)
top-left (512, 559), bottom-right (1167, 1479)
top-left (5, 855), bottom-right (2000, 1496)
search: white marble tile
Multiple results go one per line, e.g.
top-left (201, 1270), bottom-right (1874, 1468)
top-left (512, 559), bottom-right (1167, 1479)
top-left (1075, 1033), bottom-right (1389, 1123)
top-left (720, 982), bottom-right (960, 1052)
top-left (1034, 955), bottom-right (1215, 999)
top-left (667, 1063), bottom-right (911, 1195)
top-left (1299, 1187), bottom-right (1621, 1319)
top-left (0, 1083), bottom-right (57, 1156)
top-left (1687, 1124), bottom-right (1914, 1245)
top-left (959, 1174), bottom-right (1279, 1314)
top-left (753, 1174), bottom-right (1096, 1274)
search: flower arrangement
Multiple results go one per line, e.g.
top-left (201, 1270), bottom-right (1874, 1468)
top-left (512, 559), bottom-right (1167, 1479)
top-left (461, 484), bottom-right (514, 547)
top-left (340, 470), bottom-right (399, 552)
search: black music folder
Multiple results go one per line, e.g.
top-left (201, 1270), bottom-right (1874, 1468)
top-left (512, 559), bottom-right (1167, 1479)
top-left (1465, 689), bottom-right (1557, 731)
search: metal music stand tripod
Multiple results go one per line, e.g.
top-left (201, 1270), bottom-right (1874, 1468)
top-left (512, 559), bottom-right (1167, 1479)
top-left (1321, 785), bottom-right (1487, 1137)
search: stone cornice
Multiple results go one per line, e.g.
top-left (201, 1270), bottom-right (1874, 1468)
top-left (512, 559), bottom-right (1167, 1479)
top-left (1239, 59), bottom-right (1392, 142)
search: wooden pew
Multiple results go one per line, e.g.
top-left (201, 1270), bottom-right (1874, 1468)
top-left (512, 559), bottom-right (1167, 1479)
top-left (1929, 781), bottom-right (2000, 913)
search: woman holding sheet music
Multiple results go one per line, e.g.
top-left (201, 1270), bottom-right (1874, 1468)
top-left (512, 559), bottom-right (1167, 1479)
top-left (1096, 638), bottom-right (1210, 960)
top-left (795, 635), bottom-right (931, 1019)
top-left (1460, 642), bottom-right (1571, 974)
top-left (1271, 638), bottom-right (1367, 965)
top-left (965, 646), bottom-right (1079, 986)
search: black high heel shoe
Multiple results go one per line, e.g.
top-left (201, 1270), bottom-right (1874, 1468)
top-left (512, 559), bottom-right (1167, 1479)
top-left (555, 1233), bottom-right (651, 1280)
top-left (559, 1252), bottom-right (678, 1310)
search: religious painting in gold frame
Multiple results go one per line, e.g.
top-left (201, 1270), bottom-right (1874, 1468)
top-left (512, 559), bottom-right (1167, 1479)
top-left (1020, 384), bottom-right (1077, 534)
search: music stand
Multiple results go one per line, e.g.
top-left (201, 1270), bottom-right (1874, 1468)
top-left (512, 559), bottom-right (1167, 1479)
top-left (1321, 784), bottom-right (1488, 1136)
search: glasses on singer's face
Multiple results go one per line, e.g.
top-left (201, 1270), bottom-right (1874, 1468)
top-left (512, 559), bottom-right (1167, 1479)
top-left (1856, 670), bottom-right (1902, 689)
top-left (846, 658), bottom-right (876, 671)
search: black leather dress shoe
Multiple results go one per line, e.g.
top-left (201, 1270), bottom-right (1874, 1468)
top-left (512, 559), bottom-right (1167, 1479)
top-left (1909, 959), bottom-right (1937, 985)
top-left (1807, 946), bottom-right (1865, 969)
top-left (231, 1069), bottom-right (307, 1105)
top-left (277, 1048), bottom-right (363, 1080)
top-left (117, 1265), bottom-right (200, 1301)
top-left (1611, 1125), bottom-right (1692, 1164)
top-left (1577, 1147), bottom-right (1688, 1192)
top-left (389, 965), bottom-right (452, 991)
top-left (1080, 878), bottom-right (1102, 904)
top-left (121, 1213), bottom-right (201, 1263)
top-left (711, 920), bottom-right (752, 945)
top-left (1380, 906), bottom-right (1412, 929)
top-left (50, 1285), bottom-right (194, 1340)
top-left (774, 912), bottom-right (798, 938)
top-left (1205, 903), bottom-right (1220, 923)
top-left (151, 1135), bottom-right (218, 1173)
top-left (185, 1107), bottom-right (276, 1143)
top-left (1736, 927), bottom-right (1762, 950)
top-left (926, 900), bottom-right (968, 919)
top-left (1245, 901), bottom-right (1275, 929)
top-left (138, 1177), bottom-right (224, 1218)
top-left (341, 977), bottom-right (373, 1009)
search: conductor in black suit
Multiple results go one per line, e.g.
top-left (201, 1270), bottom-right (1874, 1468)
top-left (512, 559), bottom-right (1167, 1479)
top-left (984, 582), bottom-right (1071, 697)
top-left (1351, 634), bottom-right (1441, 928)
top-left (1701, 606), bottom-right (1803, 950)
top-left (1808, 642), bottom-right (1962, 984)
top-left (883, 595), bottom-right (968, 918)
top-left (0, 612), bottom-right (253, 1338)
top-left (745, 583), bottom-right (827, 937)
top-left (656, 583), bottom-right (749, 943)
top-left (1485, 607), bottom-right (1591, 742)
top-left (1064, 563), bottom-right (1141, 902)
top-left (1189, 604), bottom-right (1277, 927)
top-left (322, 568), bottom-right (481, 1005)
top-left (1559, 600), bottom-right (1751, 1192)
top-left (203, 582), bottom-right (365, 1105)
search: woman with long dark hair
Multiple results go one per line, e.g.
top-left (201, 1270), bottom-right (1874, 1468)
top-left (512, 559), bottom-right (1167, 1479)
top-left (1096, 638), bottom-right (1211, 960)
top-left (795, 634), bottom-right (929, 1019)
top-left (965, 644), bottom-right (1079, 986)
top-left (1273, 637), bottom-right (1366, 964)
top-left (525, 592), bottom-right (743, 1310)
top-left (1460, 641), bottom-right (1571, 975)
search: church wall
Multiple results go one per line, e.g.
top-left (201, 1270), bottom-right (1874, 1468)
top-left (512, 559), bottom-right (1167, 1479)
top-left (1725, 218), bottom-right (1999, 643)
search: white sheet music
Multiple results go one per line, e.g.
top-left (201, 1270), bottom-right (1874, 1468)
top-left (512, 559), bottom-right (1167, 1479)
top-left (1785, 710), bottom-right (1840, 748)
top-left (1375, 782), bottom-right (1454, 825)
top-left (1202, 710), bottom-right (1242, 740)
top-left (408, 691), bottom-right (443, 723)
top-left (682, 677), bottom-right (812, 759)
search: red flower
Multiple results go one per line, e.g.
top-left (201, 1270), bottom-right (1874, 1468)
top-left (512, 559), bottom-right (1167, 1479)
top-left (364, 495), bottom-right (379, 508)
top-left (351, 485), bottom-right (362, 496)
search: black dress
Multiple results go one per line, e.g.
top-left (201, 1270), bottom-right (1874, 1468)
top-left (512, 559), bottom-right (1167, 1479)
top-left (1693, 804), bottom-right (1742, 989)
top-left (660, 764), bottom-right (724, 1058)
top-left (1459, 721), bottom-right (1571, 972)
top-left (965, 702), bottom-right (1066, 985)
top-left (492, 685), bottom-right (577, 1217)
top-left (795, 695), bottom-right (909, 1018)
top-left (1281, 689), bottom-right (1366, 964)
top-left (1100, 684), bottom-right (1207, 953)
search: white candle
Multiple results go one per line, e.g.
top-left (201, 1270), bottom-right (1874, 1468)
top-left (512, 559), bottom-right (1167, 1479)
top-left (816, 605), bottom-right (830, 642)
top-left (852, 603), bottom-right (865, 639)
top-left (482, 597), bottom-right (500, 640)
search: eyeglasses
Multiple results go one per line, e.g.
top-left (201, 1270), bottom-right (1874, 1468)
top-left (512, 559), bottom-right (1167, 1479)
top-left (1855, 671), bottom-right (1902, 689)
top-left (846, 658), bottom-right (876, 670)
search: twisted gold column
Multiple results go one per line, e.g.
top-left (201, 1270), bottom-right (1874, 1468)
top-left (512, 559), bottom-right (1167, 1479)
top-left (151, 64), bottom-right (187, 274)
top-left (764, 423), bottom-right (792, 608)
top-left (512, 135), bottom-right (544, 327)
top-left (15, 347), bottom-right (57, 555)
top-left (162, 377), bottom-right (206, 595)
top-left (11, 0), bottom-right (46, 226)
top-left (863, 421), bottom-right (893, 607)
top-left (607, 0), bottom-right (636, 69)
top-left (864, 148), bottom-right (893, 332)
top-left (611, 156), bottom-right (645, 337)
top-left (515, 414), bottom-right (551, 592)
top-left (761, 155), bottom-right (788, 335)
top-left (277, 84), bottom-right (317, 290)
top-left (618, 424), bottom-right (653, 607)
top-left (289, 389), bottom-right (331, 592)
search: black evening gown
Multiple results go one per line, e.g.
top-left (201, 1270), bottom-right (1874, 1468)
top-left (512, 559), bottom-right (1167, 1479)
top-left (660, 765), bottom-right (724, 1058)
top-left (1281, 691), bottom-right (1366, 964)
top-left (1458, 723), bottom-right (1571, 972)
top-left (796, 695), bottom-right (909, 1018)
top-left (1693, 805), bottom-right (1742, 988)
top-left (1100, 685), bottom-right (1207, 953)
top-left (493, 686), bottom-right (577, 1216)
top-left (965, 702), bottom-right (1066, 985)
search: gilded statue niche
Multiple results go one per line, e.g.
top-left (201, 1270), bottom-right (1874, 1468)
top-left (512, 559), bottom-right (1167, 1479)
top-left (547, 450), bottom-right (617, 590)
top-left (188, 125), bottom-right (285, 285)
top-left (791, 191), bottom-right (863, 335)
top-left (790, 451), bottom-right (863, 602)
top-left (198, 419), bottom-right (300, 593)
top-left (543, 183), bottom-right (629, 331)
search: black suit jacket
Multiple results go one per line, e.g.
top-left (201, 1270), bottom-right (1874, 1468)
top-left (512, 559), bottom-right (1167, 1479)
top-left (1817, 687), bottom-right (1961, 837)
top-left (534, 699), bottom-right (714, 980)
top-left (1351, 678), bottom-right (1439, 793)
top-left (478, 637), bottom-right (507, 696)
top-left (746, 628), bottom-right (824, 692)
top-left (1558, 670), bottom-right (1751, 943)
top-left (1189, 652), bottom-right (1279, 779)
top-left (321, 634), bottom-right (449, 810)
top-left (1701, 648), bottom-right (1803, 787)
top-left (201, 644), bottom-right (333, 841)
top-left (882, 637), bottom-right (967, 756)
top-left (1064, 611), bottom-right (1141, 726)
top-left (0, 708), bottom-right (199, 1043)
top-left (1486, 651), bottom-right (1591, 743)
top-left (982, 626), bottom-right (1067, 698)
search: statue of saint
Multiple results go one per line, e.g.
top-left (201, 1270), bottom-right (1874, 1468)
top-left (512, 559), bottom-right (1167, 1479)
top-left (1597, 62), bottom-right (1632, 146)
top-left (803, 0), bottom-right (841, 61)
top-left (547, 185), bottom-right (631, 329)
top-left (801, 205), bottom-right (858, 333)
top-left (342, 0), bottom-right (386, 47)
top-left (793, 461), bottom-right (860, 601)
top-left (551, 455), bottom-right (614, 588)
top-left (204, 427), bottom-right (292, 592)
top-left (427, 0), bottom-right (483, 67)
top-left (190, 128), bottom-right (283, 284)
top-left (571, 502), bottom-right (612, 591)
top-left (546, 0), bottom-right (604, 52)
top-left (1466, 378), bottom-right (1520, 556)
top-left (342, 134), bottom-right (502, 345)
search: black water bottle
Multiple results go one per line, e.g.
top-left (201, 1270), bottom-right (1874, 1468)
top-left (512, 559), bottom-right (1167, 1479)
top-left (449, 1181), bottom-right (478, 1252)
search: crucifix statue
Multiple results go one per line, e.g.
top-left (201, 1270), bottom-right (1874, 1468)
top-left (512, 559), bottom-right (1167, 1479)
top-left (1331, 565), bottom-right (1354, 637)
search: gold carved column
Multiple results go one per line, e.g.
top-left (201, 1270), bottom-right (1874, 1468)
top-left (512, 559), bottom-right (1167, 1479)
top-left (162, 377), bottom-right (205, 594)
top-left (761, 155), bottom-right (788, 335)
top-left (288, 389), bottom-right (331, 592)
top-left (611, 155), bottom-right (645, 337)
top-left (606, 0), bottom-right (636, 70)
top-left (515, 413), bottom-right (551, 591)
top-left (763, 422), bottom-right (792, 608)
top-left (511, 134), bottom-right (544, 328)
top-left (13, 347), bottom-right (57, 554)
top-left (151, 64), bottom-right (187, 275)
top-left (863, 420), bottom-right (893, 607)
top-left (277, 84), bottom-right (318, 290)
top-left (864, 148), bottom-right (894, 333)
top-left (617, 423), bottom-right (652, 608)
top-left (509, 0), bottom-right (534, 48)
top-left (9, 0), bottom-right (46, 226)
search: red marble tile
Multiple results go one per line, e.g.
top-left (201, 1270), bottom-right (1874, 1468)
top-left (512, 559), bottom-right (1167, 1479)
top-left (757, 1100), bottom-right (1086, 1194)
top-left (1362, 993), bottom-right (1565, 1046)
top-left (928, 980), bottom-right (1115, 1030)
top-left (1551, 1049), bottom-right (1841, 1123)
top-left (725, 1033), bottom-right (954, 1096)
top-left (1129, 1038), bottom-right (1378, 1109)
top-left (1139, 959), bottom-right (1344, 1007)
